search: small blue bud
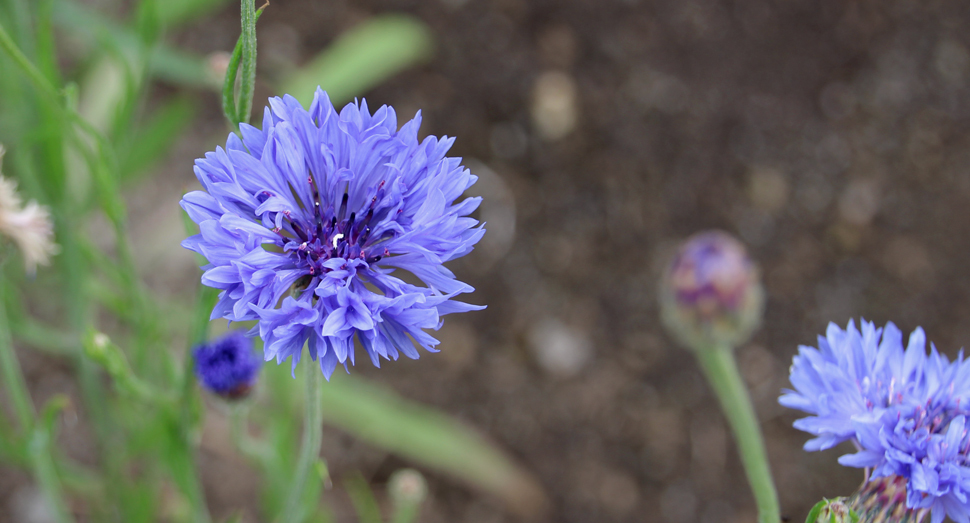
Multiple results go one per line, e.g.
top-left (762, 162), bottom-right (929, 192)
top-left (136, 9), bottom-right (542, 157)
top-left (193, 331), bottom-right (261, 399)
top-left (659, 231), bottom-right (764, 350)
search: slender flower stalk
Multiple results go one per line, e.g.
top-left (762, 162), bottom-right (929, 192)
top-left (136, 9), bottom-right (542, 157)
top-left (0, 264), bottom-right (35, 431)
top-left (236, 0), bottom-right (259, 125)
top-left (0, 21), bottom-right (62, 104)
top-left (28, 397), bottom-right (74, 523)
top-left (659, 231), bottom-right (779, 523)
top-left (695, 343), bottom-right (780, 523)
top-left (230, 403), bottom-right (271, 463)
top-left (0, 264), bottom-right (73, 523)
top-left (279, 355), bottom-right (323, 523)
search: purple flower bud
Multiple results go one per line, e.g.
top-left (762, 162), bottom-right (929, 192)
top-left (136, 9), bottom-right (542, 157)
top-left (659, 231), bottom-right (764, 350)
top-left (193, 331), bottom-right (261, 399)
top-left (848, 475), bottom-right (927, 523)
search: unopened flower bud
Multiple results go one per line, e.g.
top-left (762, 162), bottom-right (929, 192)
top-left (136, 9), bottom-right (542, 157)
top-left (83, 331), bottom-right (115, 366)
top-left (388, 469), bottom-right (427, 523)
top-left (92, 332), bottom-right (110, 350)
top-left (206, 51), bottom-right (231, 85)
top-left (849, 475), bottom-right (927, 523)
top-left (659, 231), bottom-right (764, 350)
top-left (806, 498), bottom-right (859, 523)
top-left (389, 468), bottom-right (427, 504)
top-left (193, 331), bottom-right (262, 400)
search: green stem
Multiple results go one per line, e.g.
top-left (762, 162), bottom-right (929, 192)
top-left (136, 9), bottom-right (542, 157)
top-left (174, 357), bottom-right (212, 523)
top-left (0, 13), bottom-right (123, 519)
top-left (28, 398), bottom-right (74, 523)
top-left (694, 345), bottom-right (780, 523)
top-left (222, 5), bottom-right (265, 128)
top-left (0, 17), bottom-right (125, 153)
top-left (230, 403), bottom-right (272, 464)
top-left (0, 19), bottom-right (62, 104)
top-left (36, 0), bottom-right (61, 85)
top-left (236, 0), bottom-right (258, 125)
top-left (0, 267), bottom-right (72, 522)
top-left (28, 437), bottom-right (72, 523)
top-left (278, 359), bottom-right (323, 523)
top-left (0, 269), bottom-right (35, 431)
top-left (5, 0), bottom-right (33, 57)
top-left (170, 431), bottom-right (212, 523)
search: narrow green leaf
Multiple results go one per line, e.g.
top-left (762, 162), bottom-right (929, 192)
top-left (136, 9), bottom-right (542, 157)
top-left (27, 396), bottom-right (73, 523)
top-left (0, 269), bottom-right (35, 432)
top-left (135, 0), bottom-right (161, 44)
top-left (805, 500), bottom-right (826, 523)
top-left (319, 374), bottom-right (548, 517)
top-left (36, 0), bottom-right (61, 85)
top-left (10, 317), bottom-right (76, 355)
top-left (344, 473), bottom-right (383, 523)
top-left (52, 0), bottom-right (218, 89)
top-left (118, 96), bottom-right (195, 180)
top-left (279, 14), bottom-right (434, 107)
top-left (154, 0), bottom-right (233, 27)
top-left (149, 46), bottom-right (215, 88)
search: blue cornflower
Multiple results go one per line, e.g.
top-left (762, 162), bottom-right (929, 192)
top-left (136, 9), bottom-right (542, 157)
top-left (781, 320), bottom-right (970, 523)
top-left (193, 331), bottom-right (261, 398)
top-left (181, 89), bottom-right (485, 379)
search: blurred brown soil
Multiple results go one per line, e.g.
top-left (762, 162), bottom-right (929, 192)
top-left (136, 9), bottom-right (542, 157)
top-left (9, 0), bottom-right (970, 522)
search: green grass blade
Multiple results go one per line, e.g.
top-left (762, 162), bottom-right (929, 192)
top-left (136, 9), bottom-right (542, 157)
top-left (118, 96), bottom-right (195, 180)
top-left (279, 14), bottom-right (434, 107)
top-left (344, 473), bottom-right (383, 523)
top-left (153, 0), bottom-right (233, 27)
top-left (319, 374), bottom-right (548, 517)
top-left (52, 0), bottom-right (217, 89)
top-left (805, 499), bottom-right (826, 523)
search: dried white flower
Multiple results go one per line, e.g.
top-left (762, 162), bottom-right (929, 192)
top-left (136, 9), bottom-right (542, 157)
top-left (0, 145), bottom-right (58, 274)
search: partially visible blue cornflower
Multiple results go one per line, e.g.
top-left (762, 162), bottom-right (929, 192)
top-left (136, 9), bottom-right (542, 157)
top-left (181, 89), bottom-right (485, 379)
top-left (781, 320), bottom-right (970, 523)
top-left (193, 331), bottom-right (261, 399)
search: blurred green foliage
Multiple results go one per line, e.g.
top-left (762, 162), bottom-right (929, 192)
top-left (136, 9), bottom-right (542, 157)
top-left (0, 1), bottom-right (543, 522)
top-left (281, 14), bottom-right (434, 107)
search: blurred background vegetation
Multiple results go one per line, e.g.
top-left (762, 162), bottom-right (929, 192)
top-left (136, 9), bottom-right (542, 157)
top-left (3, 0), bottom-right (970, 522)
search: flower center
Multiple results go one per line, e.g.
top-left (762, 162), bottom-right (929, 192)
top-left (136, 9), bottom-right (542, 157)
top-left (266, 177), bottom-right (398, 278)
